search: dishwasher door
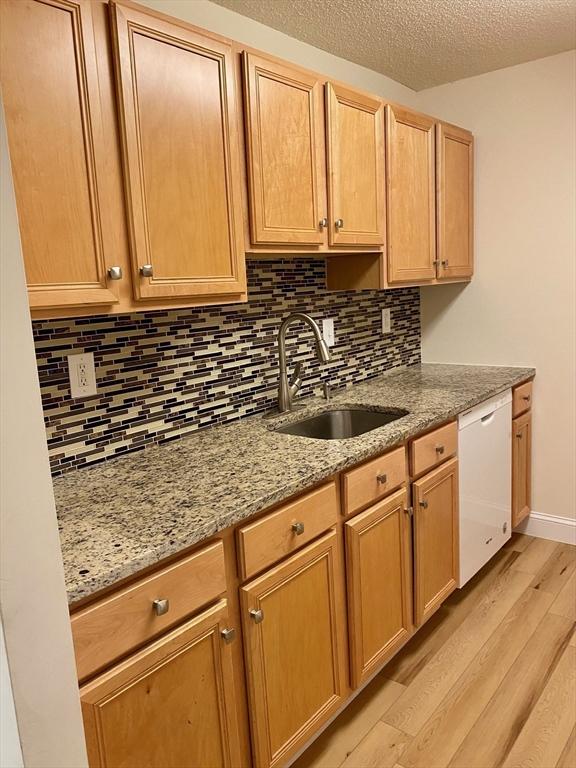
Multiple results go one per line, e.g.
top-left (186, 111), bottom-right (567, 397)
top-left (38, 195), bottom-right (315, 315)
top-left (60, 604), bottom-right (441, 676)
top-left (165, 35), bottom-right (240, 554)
top-left (458, 390), bottom-right (512, 586)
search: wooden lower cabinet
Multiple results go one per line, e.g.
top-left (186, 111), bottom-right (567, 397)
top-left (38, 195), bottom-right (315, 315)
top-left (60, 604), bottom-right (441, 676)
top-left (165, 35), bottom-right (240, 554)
top-left (412, 458), bottom-right (459, 626)
top-left (345, 488), bottom-right (413, 688)
top-left (80, 600), bottom-right (241, 768)
top-left (512, 411), bottom-right (532, 527)
top-left (240, 530), bottom-right (348, 768)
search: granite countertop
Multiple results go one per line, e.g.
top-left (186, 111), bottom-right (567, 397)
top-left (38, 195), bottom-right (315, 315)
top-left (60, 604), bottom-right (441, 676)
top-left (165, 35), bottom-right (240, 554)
top-left (54, 363), bottom-right (534, 605)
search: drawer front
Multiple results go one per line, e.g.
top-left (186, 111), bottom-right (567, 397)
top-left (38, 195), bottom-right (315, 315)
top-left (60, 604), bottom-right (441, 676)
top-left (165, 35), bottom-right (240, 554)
top-left (72, 540), bottom-right (226, 681)
top-left (237, 482), bottom-right (338, 580)
top-left (513, 380), bottom-right (533, 417)
top-left (411, 421), bottom-right (458, 478)
top-left (342, 447), bottom-right (407, 516)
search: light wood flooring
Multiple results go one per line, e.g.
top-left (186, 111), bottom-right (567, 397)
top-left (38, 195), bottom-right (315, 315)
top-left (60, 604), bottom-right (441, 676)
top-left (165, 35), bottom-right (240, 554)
top-left (293, 534), bottom-right (576, 768)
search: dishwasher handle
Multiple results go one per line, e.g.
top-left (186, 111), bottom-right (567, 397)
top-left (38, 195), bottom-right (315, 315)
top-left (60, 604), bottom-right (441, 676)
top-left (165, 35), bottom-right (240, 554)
top-left (480, 410), bottom-right (496, 425)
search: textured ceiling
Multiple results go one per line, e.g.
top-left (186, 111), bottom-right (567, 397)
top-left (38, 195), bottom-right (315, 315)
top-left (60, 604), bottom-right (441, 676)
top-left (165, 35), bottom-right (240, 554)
top-left (210, 0), bottom-right (576, 90)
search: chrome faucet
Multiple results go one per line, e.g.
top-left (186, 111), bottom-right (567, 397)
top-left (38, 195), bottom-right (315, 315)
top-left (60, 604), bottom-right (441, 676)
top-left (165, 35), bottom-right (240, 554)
top-left (277, 313), bottom-right (331, 413)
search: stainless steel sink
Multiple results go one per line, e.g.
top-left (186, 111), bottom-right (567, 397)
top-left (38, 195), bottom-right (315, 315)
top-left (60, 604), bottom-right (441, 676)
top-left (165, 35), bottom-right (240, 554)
top-left (274, 407), bottom-right (409, 440)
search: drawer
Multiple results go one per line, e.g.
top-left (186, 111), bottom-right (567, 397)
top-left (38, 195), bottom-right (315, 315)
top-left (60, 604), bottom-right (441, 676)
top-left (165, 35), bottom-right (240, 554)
top-left (342, 447), bottom-right (406, 516)
top-left (513, 380), bottom-right (533, 417)
top-left (410, 421), bottom-right (457, 478)
top-left (71, 540), bottom-right (226, 681)
top-left (237, 482), bottom-right (338, 580)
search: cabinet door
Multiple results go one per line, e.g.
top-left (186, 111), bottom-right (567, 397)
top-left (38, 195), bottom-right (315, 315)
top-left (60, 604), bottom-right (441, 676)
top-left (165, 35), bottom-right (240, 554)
top-left (386, 105), bottom-right (436, 284)
top-left (325, 83), bottom-right (385, 247)
top-left (437, 123), bottom-right (474, 280)
top-left (345, 488), bottom-right (412, 688)
top-left (0, 0), bottom-right (119, 310)
top-left (110, 2), bottom-right (246, 301)
top-left (243, 52), bottom-right (326, 246)
top-left (80, 600), bottom-right (241, 768)
top-left (512, 411), bottom-right (532, 528)
top-left (241, 530), bottom-right (348, 768)
top-left (412, 458), bottom-right (459, 626)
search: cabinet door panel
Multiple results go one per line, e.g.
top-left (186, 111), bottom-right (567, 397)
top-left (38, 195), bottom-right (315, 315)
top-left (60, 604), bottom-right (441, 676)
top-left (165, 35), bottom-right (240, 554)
top-left (413, 458), bottom-right (459, 626)
top-left (241, 530), bottom-right (347, 768)
top-left (437, 123), bottom-right (474, 280)
top-left (111, 2), bottom-right (246, 300)
top-left (326, 83), bottom-right (385, 246)
top-left (243, 53), bottom-right (325, 245)
top-left (0, 0), bottom-right (118, 309)
top-left (512, 411), bottom-right (531, 527)
top-left (386, 106), bottom-right (436, 284)
top-left (80, 600), bottom-right (240, 768)
top-left (345, 489), bottom-right (412, 688)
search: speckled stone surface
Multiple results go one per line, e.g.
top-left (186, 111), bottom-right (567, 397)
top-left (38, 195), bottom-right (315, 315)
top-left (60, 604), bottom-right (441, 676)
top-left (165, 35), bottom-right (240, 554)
top-left (55, 364), bottom-right (534, 605)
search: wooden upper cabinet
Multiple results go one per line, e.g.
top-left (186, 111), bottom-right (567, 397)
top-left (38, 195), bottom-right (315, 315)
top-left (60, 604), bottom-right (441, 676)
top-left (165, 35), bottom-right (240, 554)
top-left (437, 123), bottom-right (474, 280)
top-left (325, 84), bottom-right (385, 247)
top-left (241, 530), bottom-right (348, 768)
top-left (110, 1), bottom-right (246, 301)
top-left (345, 489), bottom-right (412, 688)
top-left (512, 411), bottom-right (532, 528)
top-left (243, 52), bottom-right (326, 246)
top-left (0, 0), bottom-right (119, 310)
top-left (80, 600), bottom-right (241, 768)
top-left (412, 458), bottom-right (459, 626)
top-left (386, 105), bottom-right (436, 284)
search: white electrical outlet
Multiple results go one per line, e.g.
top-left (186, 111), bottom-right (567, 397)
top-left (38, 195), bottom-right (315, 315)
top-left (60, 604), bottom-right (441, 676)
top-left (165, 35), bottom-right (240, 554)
top-left (322, 318), bottom-right (335, 347)
top-left (381, 308), bottom-right (392, 334)
top-left (68, 352), bottom-right (97, 398)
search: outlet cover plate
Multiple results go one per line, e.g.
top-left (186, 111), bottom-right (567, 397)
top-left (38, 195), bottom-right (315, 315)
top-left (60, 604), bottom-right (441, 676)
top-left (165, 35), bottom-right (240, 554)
top-left (322, 318), bottom-right (335, 347)
top-left (68, 352), bottom-right (97, 398)
top-left (381, 309), bottom-right (392, 334)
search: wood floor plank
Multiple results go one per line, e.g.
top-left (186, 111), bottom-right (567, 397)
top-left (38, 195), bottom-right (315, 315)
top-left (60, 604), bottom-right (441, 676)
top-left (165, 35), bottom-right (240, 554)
top-left (384, 548), bottom-right (520, 686)
top-left (556, 727), bottom-right (576, 768)
top-left (532, 544), bottom-right (576, 597)
top-left (504, 533), bottom-right (533, 552)
top-left (382, 567), bottom-right (534, 736)
top-left (502, 645), bottom-right (576, 768)
top-left (292, 677), bottom-right (405, 768)
top-left (340, 721), bottom-right (411, 768)
top-left (449, 613), bottom-right (575, 768)
top-left (512, 537), bottom-right (559, 575)
top-left (550, 572), bottom-right (576, 619)
top-left (399, 586), bottom-right (554, 768)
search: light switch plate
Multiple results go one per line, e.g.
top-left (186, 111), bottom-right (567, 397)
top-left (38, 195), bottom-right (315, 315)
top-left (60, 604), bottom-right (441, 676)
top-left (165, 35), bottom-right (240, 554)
top-left (322, 318), bottom-right (335, 347)
top-left (381, 309), bottom-right (392, 334)
top-left (67, 352), bottom-right (97, 398)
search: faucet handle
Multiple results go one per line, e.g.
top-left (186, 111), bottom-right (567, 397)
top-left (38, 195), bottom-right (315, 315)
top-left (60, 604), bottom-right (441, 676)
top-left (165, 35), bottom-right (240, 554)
top-left (290, 361), bottom-right (303, 387)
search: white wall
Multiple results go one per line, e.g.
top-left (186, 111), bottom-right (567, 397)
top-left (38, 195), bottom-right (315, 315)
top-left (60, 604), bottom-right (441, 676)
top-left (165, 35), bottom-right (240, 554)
top-left (414, 51), bottom-right (576, 521)
top-left (1, 622), bottom-right (22, 768)
top-left (138, 0), bottom-right (416, 104)
top-left (0, 98), bottom-right (88, 767)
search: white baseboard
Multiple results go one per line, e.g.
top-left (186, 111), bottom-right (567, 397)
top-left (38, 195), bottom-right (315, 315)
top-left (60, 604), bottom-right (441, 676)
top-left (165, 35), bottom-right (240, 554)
top-left (516, 510), bottom-right (576, 545)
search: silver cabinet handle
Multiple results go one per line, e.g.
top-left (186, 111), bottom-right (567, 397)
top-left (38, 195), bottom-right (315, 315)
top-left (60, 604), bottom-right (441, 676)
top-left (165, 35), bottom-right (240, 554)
top-left (292, 521), bottom-right (305, 535)
top-left (441, 259), bottom-right (449, 267)
top-left (435, 445), bottom-right (445, 455)
top-left (250, 608), bottom-right (264, 624)
top-left (140, 264), bottom-right (153, 277)
top-left (319, 217), bottom-right (328, 229)
top-left (404, 506), bottom-right (413, 517)
top-left (107, 266), bottom-right (123, 280)
top-left (335, 218), bottom-right (344, 229)
top-left (419, 500), bottom-right (428, 509)
top-left (376, 473), bottom-right (387, 484)
top-left (152, 598), bottom-right (169, 616)
top-left (221, 627), bottom-right (236, 644)
top-left (516, 432), bottom-right (523, 439)
top-left (522, 395), bottom-right (531, 401)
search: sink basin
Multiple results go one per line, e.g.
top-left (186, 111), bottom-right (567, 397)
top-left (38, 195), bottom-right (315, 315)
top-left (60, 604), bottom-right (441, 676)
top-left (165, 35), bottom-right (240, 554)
top-left (274, 407), bottom-right (409, 440)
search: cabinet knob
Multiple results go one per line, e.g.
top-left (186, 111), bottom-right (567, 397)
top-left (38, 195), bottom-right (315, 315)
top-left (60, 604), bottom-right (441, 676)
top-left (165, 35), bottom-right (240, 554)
top-left (107, 266), bottom-right (123, 280)
top-left (376, 473), bottom-right (387, 484)
top-left (250, 608), bottom-right (264, 624)
top-left (516, 432), bottom-right (523, 439)
top-left (291, 521), bottom-right (305, 535)
top-left (335, 218), bottom-right (344, 229)
top-left (404, 506), bottom-right (413, 517)
top-left (441, 259), bottom-right (449, 267)
top-left (419, 500), bottom-right (428, 509)
top-left (140, 264), bottom-right (154, 277)
top-left (221, 627), bottom-right (236, 644)
top-left (152, 598), bottom-right (169, 616)
top-left (319, 217), bottom-right (328, 229)
top-left (522, 395), bottom-right (531, 402)
top-left (435, 445), bottom-right (445, 455)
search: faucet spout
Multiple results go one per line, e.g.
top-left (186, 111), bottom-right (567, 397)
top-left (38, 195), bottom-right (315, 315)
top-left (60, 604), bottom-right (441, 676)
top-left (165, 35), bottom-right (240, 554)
top-left (277, 313), bottom-right (331, 413)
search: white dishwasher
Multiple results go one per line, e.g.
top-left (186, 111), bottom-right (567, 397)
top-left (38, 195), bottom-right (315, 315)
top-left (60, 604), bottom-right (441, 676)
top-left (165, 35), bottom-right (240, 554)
top-left (458, 390), bottom-right (512, 586)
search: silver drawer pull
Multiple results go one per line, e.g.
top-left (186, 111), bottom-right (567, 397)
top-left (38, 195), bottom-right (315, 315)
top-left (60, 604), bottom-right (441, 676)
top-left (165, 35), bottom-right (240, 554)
top-left (319, 217), bottom-right (328, 229)
top-left (435, 445), bottom-right (445, 455)
top-left (221, 627), bottom-right (236, 644)
top-left (152, 598), bottom-right (169, 616)
top-left (516, 432), bottom-right (523, 439)
top-left (250, 609), bottom-right (264, 624)
top-left (419, 500), bottom-right (428, 509)
top-left (140, 264), bottom-right (153, 277)
top-left (107, 266), bottom-right (123, 280)
top-left (292, 521), bottom-right (305, 535)
top-left (376, 473), bottom-right (387, 484)
top-left (335, 218), bottom-right (344, 228)
top-left (522, 395), bottom-right (531, 401)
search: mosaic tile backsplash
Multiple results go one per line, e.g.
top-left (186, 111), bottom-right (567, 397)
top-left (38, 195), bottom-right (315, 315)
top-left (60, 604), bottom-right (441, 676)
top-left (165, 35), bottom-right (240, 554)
top-left (34, 260), bottom-right (420, 475)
